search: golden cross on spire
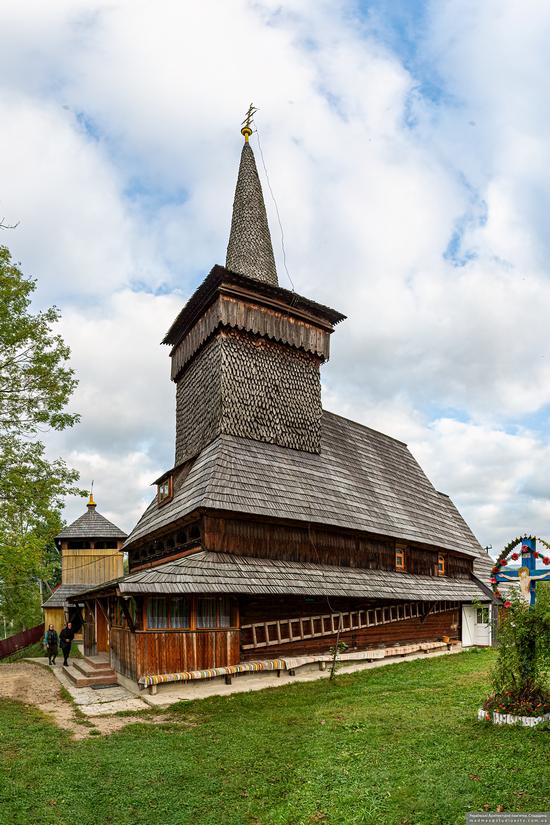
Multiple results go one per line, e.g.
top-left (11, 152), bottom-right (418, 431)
top-left (241, 102), bottom-right (258, 143)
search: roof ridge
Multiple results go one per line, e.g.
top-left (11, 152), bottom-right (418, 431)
top-left (322, 408), bottom-right (408, 447)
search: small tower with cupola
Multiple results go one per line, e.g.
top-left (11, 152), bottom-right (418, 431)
top-left (42, 493), bottom-right (127, 639)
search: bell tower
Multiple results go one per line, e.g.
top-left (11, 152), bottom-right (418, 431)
top-left (164, 111), bottom-right (345, 465)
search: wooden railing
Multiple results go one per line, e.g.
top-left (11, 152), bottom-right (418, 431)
top-left (241, 602), bottom-right (459, 650)
top-left (0, 623), bottom-right (45, 659)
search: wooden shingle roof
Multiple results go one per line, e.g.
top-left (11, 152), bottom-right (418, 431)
top-left (125, 410), bottom-right (483, 557)
top-left (57, 505), bottom-right (127, 541)
top-left (226, 142), bottom-right (278, 286)
top-left (41, 583), bottom-right (91, 608)
top-left (114, 550), bottom-right (486, 601)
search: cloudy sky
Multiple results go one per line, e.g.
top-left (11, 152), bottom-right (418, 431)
top-left (1, 0), bottom-right (549, 553)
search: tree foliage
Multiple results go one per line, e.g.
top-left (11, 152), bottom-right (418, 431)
top-left (484, 587), bottom-right (550, 715)
top-left (0, 246), bottom-right (83, 632)
top-left (0, 246), bottom-right (79, 435)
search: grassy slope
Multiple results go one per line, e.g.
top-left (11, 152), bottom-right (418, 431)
top-left (0, 649), bottom-right (548, 825)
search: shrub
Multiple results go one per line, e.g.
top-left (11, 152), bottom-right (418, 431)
top-left (483, 585), bottom-right (550, 716)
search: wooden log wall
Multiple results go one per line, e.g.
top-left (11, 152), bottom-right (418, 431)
top-left (203, 515), bottom-right (396, 569)
top-left (202, 515), bottom-right (473, 577)
top-left (110, 627), bottom-right (138, 681)
top-left (239, 594), bottom-right (459, 659)
top-left (109, 626), bottom-right (240, 680)
top-left (241, 609), bottom-right (459, 660)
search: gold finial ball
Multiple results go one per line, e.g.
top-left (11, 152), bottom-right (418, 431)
top-left (241, 125), bottom-right (252, 143)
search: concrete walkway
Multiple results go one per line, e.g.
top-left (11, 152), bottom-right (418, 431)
top-left (141, 645), bottom-right (466, 707)
top-left (25, 658), bottom-right (149, 716)
top-left (27, 646), bottom-right (467, 712)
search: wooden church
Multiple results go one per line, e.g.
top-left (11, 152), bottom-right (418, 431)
top-left (71, 120), bottom-right (492, 691)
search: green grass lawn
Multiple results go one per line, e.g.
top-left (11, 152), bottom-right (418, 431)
top-left (0, 649), bottom-right (548, 825)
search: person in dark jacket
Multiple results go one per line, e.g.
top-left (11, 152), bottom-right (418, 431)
top-left (43, 624), bottom-right (58, 665)
top-left (59, 622), bottom-right (74, 666)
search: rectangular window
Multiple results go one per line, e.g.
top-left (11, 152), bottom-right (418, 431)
top-left (196, 597), bottom-right (231, 628)
top-left (147, 597), bottom-right (169, 629)
top-left (169, 597), bottom-right (190, 628)
top-left (395, 547), bottom-right (406, 570)
top-left (437, 554), bottom-right (445, 576)
top-left (158, 476), bottom-right (173, 505)
top-left (477, 607), bottom-right (490, 624)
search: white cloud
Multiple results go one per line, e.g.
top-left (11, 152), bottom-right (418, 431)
top-left (1, 0), bottom-right (549, 550)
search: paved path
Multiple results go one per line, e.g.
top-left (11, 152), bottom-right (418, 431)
top-left (0, 661), bottom-right (155, 739)
top-left (142, 645), bottom-right (465, 706)
top-left (27, 658), bottom-right (149, 715)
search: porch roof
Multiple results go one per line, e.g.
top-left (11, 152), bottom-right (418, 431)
top-left (82, 550), bottom-right (488, 602)
top-left (42, 583), bottom-right (91, 609)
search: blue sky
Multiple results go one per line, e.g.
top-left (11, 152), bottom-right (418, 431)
top-left (1, 0), bottom-right (550, 551)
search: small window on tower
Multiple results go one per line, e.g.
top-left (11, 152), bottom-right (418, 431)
top-left (437, 553), bottom-right (446, 576)
top-left (395, 547), bottom-right (406, 571)
top-left (157, 476), bottom-right (173, 505)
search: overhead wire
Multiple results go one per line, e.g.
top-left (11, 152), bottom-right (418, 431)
top-left (253, 121), bottom-right (296, 292)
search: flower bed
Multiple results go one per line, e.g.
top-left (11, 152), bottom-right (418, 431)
top-left (478, 708), bottom-right (550, 727)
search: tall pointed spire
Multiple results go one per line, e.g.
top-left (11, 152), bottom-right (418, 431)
top-left (226, 107), bottom-right (278, 286)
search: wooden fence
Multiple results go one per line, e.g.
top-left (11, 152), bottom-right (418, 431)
top-left (0, 623), bottom-right (45, 659)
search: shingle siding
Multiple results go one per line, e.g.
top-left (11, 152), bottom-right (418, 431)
top-left (226, 143), bottom-right (278, 286)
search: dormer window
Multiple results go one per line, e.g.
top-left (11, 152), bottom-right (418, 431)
top-left (158, 475), bottom-right (173, 505)
top-left (395, 546), bottom-right (406, 571)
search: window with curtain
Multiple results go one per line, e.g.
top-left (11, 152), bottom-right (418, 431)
top-left (169, 597), bottom-right (190, 628)
top-left (147, 597), bottom-right (169, 629)
top-left (196, 597), bottom-right (231, 628)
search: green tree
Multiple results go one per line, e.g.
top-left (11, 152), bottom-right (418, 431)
top-left (0, 246), bottom-right (83, 633)
top-left (0, 246), bottom-right (79, 435)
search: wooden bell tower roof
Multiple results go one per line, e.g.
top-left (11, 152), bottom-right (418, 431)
top-left (225, 111), bottom-right (278, 286)
top-left (56, 495), bottom-right (127, 542)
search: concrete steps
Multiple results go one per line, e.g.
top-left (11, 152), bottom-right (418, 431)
top-left (63, 654), bottom-right (117, 688)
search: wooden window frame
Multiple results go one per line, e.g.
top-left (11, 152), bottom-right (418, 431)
top-left (395, 546), bottom-right (406, 571)
top-left (437, 553), bottom-right (446, 576)
top-left (196, 596), bottom-right (232, 629)
top-left (145, 595), bottom-right (191, 630)
top-left (157, 476), bottom-right (173, 506)
top-left (476, 606), bottom-right (490, 624)
top-left (143, 596), bottom-right (236, 631)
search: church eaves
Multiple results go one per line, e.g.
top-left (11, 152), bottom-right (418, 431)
top-left (225, 141), bottom-right (278, 286)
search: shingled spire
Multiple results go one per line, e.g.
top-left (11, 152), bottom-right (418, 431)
top-left (225, 111), bottom-right (278, 286)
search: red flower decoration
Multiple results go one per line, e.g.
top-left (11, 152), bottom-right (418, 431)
top-left (491, 567), bottom-right (498, 574)
top-left (533, 551), bottom-right (540, 559)
top-left (490, 576), bottom-right (497, 584)
top-left (503, 600), bottom-right (512, 608)
top-left (522, 545), bottom-right (530, 554)
top-left (511, 553), bottom-right (519, 561)
top-left (499, 558), bottom-right (507, 566)
top-left (494, 590), bottom-right (502, 598)
top-left (543, 557), bottom-right (550, 566)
